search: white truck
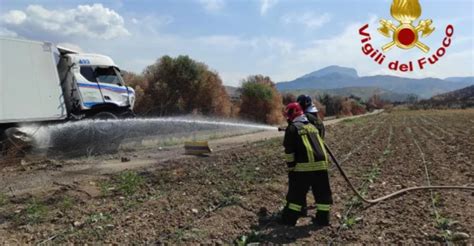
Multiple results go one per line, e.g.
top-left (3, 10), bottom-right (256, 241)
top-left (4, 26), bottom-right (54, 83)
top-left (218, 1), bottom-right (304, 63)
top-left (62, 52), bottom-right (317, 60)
top-left (0, 37), bottom-right (136, 154)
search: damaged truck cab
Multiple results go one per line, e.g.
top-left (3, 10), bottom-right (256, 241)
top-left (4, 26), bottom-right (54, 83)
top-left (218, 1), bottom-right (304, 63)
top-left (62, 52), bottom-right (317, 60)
top-left (0, 37), bottom-right (135, 154)
top-left (57, 48), bottom-right (135, 119)
top-left (58, 47), bottom-right (135, 118)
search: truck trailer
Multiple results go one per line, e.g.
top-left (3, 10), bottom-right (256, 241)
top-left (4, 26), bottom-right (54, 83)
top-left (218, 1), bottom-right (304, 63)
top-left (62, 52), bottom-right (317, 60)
top-left (0, 37), bottom-right (136, 155)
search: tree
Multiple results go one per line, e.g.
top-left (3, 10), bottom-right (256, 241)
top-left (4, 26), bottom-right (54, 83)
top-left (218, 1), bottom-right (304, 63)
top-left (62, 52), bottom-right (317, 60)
top-left (350, 99), bottom-right (367, 115)
top-left (320, 94), bottom-right (339, 116)
top-left (143, 56), bottom-right (181, 116)
top-left (340, 98), bottom-right (353, 116)
top-left (194, 69), bottom-right (231, 116)
top-left (142, 55), bottom-right (231, 117)
top-left (367, 94), bottom-right (385, 111)
top-left (239, 75), bottom-right (284, 124)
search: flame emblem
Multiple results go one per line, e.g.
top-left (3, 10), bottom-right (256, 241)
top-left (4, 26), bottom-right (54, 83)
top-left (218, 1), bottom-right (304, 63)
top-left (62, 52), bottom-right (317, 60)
top-left (378, 0), bottom-right (435, 53)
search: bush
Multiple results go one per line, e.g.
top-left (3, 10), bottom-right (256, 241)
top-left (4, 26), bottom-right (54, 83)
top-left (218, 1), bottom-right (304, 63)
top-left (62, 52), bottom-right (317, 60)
top-left (340, 99), bottom-right (353, 116)
top-left (312, 99), bottom-right (326, 119)
top-left (320, 94), bottom-right (344, 117)
top-left (239, 75), bottom-right (284, 124)
top-left (25, 199), bottom-right (47, 224)
top-left (350, 100), bottom-right (367, 115)
top-left (138, 55), bottom-right (231, 117)
top-left (367, 94), bottom-right (386, 111)
top-left (118, 171), bottom-right (144, 196)
top-left (319, 94), bottom-right (369, 117)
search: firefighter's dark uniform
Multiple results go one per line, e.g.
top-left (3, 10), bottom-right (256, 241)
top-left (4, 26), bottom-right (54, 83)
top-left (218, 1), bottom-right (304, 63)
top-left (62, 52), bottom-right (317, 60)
top-left (282, 117), bottom-right (332, 225)
top-left (306, 112), bottom-right (325, 139)
top-left (299, 112), bottom-right (326, 217)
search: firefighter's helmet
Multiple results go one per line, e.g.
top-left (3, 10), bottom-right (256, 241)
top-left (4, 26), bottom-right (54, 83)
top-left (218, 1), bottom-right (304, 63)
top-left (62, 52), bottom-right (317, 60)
top-left (285, 102), bottom-right (304, 121)
top-left (298, 94), bottom-right (314, 110)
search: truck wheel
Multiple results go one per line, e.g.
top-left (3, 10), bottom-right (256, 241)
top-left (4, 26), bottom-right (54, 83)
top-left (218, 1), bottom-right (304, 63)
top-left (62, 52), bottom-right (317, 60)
top-left (89, 111), bottom-right (123, 155)
top-left (92, 111), bottom-right (118, 120)
top-left (119, 110), bottom-right (136, 119)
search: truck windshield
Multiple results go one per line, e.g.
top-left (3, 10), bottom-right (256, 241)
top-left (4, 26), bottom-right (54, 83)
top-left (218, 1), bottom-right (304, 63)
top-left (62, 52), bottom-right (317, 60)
top-left (80, 66), bottom-right (124, 85)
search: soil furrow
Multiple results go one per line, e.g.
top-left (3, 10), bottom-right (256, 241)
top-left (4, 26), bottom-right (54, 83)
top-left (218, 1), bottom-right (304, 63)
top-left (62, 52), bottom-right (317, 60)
top-left (328, 123), bottom-right (394, 245)
top-left (409, 116), bottom-right (473, 243)
top-left (334, 112), bottom-right (440, 244)
top-left (0, 110), bottom-right (472, 244)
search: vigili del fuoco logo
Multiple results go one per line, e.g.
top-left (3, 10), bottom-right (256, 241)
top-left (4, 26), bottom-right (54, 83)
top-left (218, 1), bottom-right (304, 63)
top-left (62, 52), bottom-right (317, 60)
top-left (359, 0), bottom-right (454, 72)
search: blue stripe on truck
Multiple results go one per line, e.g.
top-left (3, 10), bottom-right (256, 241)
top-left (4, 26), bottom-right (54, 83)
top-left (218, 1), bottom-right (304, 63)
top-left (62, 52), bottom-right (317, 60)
top-left (77, 83), bottom-right (132, 94)
top-left (83, 102), bottom-right (99, 108)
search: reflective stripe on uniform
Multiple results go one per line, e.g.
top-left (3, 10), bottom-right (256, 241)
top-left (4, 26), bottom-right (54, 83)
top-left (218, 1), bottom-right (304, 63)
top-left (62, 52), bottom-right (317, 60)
top-left (317, 134), bottom-right (328, 162)
top-left (288, 203), bottom-right (302, 212)
top-left (285, 153), bottom-right (295, 162)
top-left (301, 135), bottom-right (315, 163)
top-left (316, 204), bottom-right (331, 211)
top-left (293, 161), bottom-right (328, 172)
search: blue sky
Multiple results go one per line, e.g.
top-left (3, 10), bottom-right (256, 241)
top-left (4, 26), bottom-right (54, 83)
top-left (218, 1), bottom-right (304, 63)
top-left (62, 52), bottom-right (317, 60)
top-left (1, 0), bottom-right (473, 86)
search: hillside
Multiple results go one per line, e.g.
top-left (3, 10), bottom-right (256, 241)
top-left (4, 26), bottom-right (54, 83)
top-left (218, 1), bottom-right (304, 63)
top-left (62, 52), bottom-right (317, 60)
top-left (431, 85), bottom-right (474, 101)
top-left (445, 77), bottom-right (474, 84)
top-left (276, 66), bottom-right (473, 99)
top-left (283, 86), bottom-right (413, 102)
top-left (415, 85), bottom-right (474, 109)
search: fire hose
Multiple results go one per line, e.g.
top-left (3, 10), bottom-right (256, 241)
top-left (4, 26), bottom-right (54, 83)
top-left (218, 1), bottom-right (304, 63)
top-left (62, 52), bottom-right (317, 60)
top-left (277, 127), bottom-right (474, 204)
top-left (324, 143), bottom-right (474, 204)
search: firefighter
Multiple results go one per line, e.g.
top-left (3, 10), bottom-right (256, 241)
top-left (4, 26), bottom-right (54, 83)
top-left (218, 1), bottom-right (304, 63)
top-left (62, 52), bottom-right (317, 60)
top-left (297, 94), bottom-right (325, 139)
top-left (280, 102), bottom-right (333, 226)
top-left (296, 94), bottom-right (327, 217)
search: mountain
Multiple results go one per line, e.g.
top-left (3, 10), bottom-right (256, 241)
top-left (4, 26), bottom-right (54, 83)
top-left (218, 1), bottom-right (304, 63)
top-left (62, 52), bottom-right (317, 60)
top-left (284, 86), bottom-right (413, 102)
top-left (277, 66), bottom-right (473, 99)
top-left (300, 65), bottom-right (358, 79)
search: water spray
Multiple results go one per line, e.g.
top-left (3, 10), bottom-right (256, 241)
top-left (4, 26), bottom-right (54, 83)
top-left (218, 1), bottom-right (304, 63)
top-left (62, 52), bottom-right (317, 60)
top-left (16, 117), bottom-right (277, 156)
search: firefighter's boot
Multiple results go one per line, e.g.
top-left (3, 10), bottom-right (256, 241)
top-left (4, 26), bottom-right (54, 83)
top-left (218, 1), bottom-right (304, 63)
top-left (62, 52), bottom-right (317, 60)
top-left (279, 208), bottom-right (299, 226)
top-left (313, 210), bottom-right (330, 227)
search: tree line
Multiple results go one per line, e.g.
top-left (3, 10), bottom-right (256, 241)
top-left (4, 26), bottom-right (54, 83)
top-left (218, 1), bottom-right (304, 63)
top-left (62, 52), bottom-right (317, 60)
top-left (124, 55), bottom-right (387, 124)
top-left (283, 93), bottom-right (388, 119)
top-left (123, 55), bottom-right (283, 124)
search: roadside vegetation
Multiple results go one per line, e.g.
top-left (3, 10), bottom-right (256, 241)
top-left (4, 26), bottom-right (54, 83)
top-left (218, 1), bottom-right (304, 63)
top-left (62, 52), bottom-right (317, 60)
top-left (122, 54), bottom-right (392, 125)
top-left (239, 75), bottom-right (284, 124)
top-left (122, 55), bottom-right (284, 124)
top-left (123, 55), bottom-right (232, 118)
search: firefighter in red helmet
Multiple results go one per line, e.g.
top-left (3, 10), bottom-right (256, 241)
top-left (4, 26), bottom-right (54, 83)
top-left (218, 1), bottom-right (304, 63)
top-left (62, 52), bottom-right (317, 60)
top-left (280, 102), bottom-right (333, 226)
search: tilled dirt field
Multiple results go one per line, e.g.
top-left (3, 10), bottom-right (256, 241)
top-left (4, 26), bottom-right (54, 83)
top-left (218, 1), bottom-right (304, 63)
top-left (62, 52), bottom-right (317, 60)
top-left (0, 109), bottom-right (472, 244)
